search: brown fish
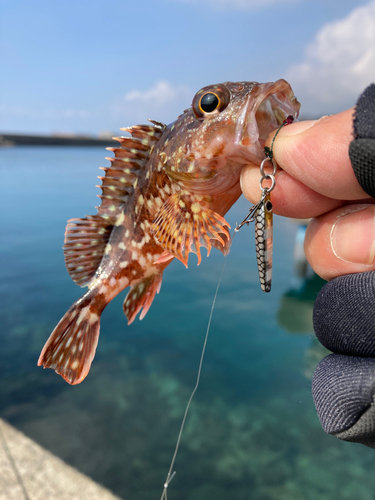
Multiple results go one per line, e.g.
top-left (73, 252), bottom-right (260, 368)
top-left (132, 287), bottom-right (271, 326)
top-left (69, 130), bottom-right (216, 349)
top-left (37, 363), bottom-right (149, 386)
top-left (38, 79), bottom-right (300, 385)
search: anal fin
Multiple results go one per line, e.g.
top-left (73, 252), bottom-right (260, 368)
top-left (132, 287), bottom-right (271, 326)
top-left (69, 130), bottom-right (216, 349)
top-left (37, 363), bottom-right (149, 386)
top-left (123, 272), bottom-right (163, 324)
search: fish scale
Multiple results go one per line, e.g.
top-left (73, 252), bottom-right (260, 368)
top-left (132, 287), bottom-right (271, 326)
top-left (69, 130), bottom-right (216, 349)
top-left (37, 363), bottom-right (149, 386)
top-left (38, 79), bottom-right (300, 384)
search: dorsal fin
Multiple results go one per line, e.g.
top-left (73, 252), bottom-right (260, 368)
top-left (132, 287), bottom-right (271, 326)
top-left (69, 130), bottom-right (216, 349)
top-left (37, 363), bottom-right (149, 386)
top-left (63, 124), bottom-right (164, 286)
top-left (97, 124), bottom-right (163, 222)
top-left (63, 215), bottom-right (113, 286)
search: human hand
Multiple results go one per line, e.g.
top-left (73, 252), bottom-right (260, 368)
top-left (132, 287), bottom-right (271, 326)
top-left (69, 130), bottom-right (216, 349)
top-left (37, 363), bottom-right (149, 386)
top-left (241, 108), bottom-right (375, 280)
top-left (240, 84), bottom-right (375, 448)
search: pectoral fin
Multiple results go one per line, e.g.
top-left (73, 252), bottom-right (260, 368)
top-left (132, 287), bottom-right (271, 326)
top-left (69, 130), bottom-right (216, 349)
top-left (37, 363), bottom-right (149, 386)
top-left (151, 192), bottom-right (231, 267)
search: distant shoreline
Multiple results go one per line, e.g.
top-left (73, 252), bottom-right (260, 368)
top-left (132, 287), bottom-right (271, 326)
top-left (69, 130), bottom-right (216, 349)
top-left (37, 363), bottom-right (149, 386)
top-left (0, 117), bottom-right (317, 148)
top-left (0, 133), bottom-right (117, 147)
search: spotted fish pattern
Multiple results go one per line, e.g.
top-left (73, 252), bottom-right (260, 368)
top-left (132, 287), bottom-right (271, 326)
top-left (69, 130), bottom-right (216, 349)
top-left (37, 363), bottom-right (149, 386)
top-left (38, 79), bottom-right (300, 384)
top-left (255, 193), bottom-right (273, 293)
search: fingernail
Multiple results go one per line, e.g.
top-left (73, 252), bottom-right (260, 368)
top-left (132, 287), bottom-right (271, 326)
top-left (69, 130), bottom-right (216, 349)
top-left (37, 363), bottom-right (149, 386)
top-left (331, 206), bottom-right (375, 264)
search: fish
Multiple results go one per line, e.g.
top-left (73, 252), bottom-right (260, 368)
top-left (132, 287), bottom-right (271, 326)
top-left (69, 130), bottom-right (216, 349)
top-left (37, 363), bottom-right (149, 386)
top-left (38, 79), bottom-right (300, 385)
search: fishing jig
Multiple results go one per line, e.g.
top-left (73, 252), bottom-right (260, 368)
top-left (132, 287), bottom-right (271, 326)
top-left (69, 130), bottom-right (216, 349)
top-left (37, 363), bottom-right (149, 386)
top-left (235, 116), bottom-right (294, 292)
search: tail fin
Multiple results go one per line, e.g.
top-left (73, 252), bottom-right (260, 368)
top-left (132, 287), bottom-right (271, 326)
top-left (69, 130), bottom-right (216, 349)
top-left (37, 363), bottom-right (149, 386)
top-left (38, 298), bottom-right (101, 385)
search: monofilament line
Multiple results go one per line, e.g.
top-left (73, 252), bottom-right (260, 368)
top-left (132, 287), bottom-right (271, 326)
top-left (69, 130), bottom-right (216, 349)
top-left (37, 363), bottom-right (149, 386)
top-left (159, 233), bottom-right (236, 500)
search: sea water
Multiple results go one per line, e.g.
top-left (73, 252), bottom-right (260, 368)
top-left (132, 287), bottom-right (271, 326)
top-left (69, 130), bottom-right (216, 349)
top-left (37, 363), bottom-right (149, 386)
top-left (1, 147), bottom-right (374, 500)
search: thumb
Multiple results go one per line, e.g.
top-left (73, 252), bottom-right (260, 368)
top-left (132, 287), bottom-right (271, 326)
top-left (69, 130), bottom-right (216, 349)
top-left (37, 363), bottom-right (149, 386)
top-left (305, 204), bottom-right (375, 280)
top-left (271, 109), bottom-right (368, 200)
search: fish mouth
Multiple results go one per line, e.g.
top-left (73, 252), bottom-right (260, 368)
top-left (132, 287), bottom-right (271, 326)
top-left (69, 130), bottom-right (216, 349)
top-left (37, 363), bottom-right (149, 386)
top-left (255, 79), bottom-right (301, 143)
top-left (236, 79), bottom-right (301, 164)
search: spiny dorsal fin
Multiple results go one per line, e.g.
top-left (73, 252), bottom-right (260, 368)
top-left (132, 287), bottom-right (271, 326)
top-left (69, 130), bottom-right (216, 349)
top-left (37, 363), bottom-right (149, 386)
top-left (147, 119), bottom-right (167, 130)
top-left (97, 124), bottom-right (163, 222)
top-left (64, 124), bottom-right (163, 287)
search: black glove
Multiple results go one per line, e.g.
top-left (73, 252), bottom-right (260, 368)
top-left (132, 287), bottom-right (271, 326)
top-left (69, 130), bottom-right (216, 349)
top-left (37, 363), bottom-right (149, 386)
top-left (312, 83), bottom-right (375, 448)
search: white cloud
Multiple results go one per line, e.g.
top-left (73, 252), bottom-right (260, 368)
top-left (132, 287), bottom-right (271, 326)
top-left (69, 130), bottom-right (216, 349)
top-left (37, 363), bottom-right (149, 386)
top-left (124, 80), bottom-right (190, 106)
top-left (168, 0), bottom-right (298, 10)
top-left (285, 1), bottom-right (375, 116)
top-left (0, 82), bottom-right (193, 133)
top-left (111, 80), bottom-right (193, 127)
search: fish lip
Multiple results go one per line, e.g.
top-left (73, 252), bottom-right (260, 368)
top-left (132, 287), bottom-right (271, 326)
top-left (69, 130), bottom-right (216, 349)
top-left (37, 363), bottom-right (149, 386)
top-left (230, 79), bottom-right (301, 165)
top-left (255, 78), bottom-right (301, 126)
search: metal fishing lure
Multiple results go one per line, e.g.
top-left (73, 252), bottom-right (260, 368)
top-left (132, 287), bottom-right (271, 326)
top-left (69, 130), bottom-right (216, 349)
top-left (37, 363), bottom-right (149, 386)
top-left (235, 164), bottom-right (275, 292)
top-left (235, 116), bottom-right (294, 292)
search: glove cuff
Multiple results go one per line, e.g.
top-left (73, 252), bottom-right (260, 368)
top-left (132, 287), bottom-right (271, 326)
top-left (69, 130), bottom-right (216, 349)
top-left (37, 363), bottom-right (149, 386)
top-left (349, 83), bottom-right (375, 197)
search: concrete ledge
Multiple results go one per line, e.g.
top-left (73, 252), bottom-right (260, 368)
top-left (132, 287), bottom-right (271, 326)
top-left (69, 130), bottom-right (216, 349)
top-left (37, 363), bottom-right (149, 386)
top-left (0, 419), bottom-right (122, 500)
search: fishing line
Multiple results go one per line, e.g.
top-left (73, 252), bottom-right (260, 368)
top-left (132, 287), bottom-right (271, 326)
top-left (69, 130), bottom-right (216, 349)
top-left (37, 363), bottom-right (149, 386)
top-left (159, 116), bottom-right (294, 498)
top-left (159, 232), bottom-right (237, 500)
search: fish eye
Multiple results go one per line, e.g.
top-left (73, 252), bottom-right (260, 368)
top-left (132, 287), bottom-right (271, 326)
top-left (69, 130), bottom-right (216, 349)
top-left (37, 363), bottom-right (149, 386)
top-left (265, 200), bottom-right (273, 213)
top-left (192, 84), bottom-right (230, 119)
top-left (199, 92), bottom-right (220, 113)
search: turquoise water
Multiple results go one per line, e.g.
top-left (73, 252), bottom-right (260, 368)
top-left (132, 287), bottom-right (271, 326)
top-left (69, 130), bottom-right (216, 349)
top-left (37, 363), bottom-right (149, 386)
top-left (1, 147), bottom-right (375, 500)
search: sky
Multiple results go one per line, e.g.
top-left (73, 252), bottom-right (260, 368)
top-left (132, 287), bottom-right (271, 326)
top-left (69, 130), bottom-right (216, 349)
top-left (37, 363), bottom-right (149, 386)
top-left (0, 0), bottom-right (374, 135)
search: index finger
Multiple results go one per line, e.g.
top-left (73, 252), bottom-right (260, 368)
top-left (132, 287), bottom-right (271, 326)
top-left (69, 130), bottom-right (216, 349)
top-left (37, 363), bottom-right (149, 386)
top-left (240, 109), bottom-right (370, 218)
top-left (272, 109), bottom-right (364, 200)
